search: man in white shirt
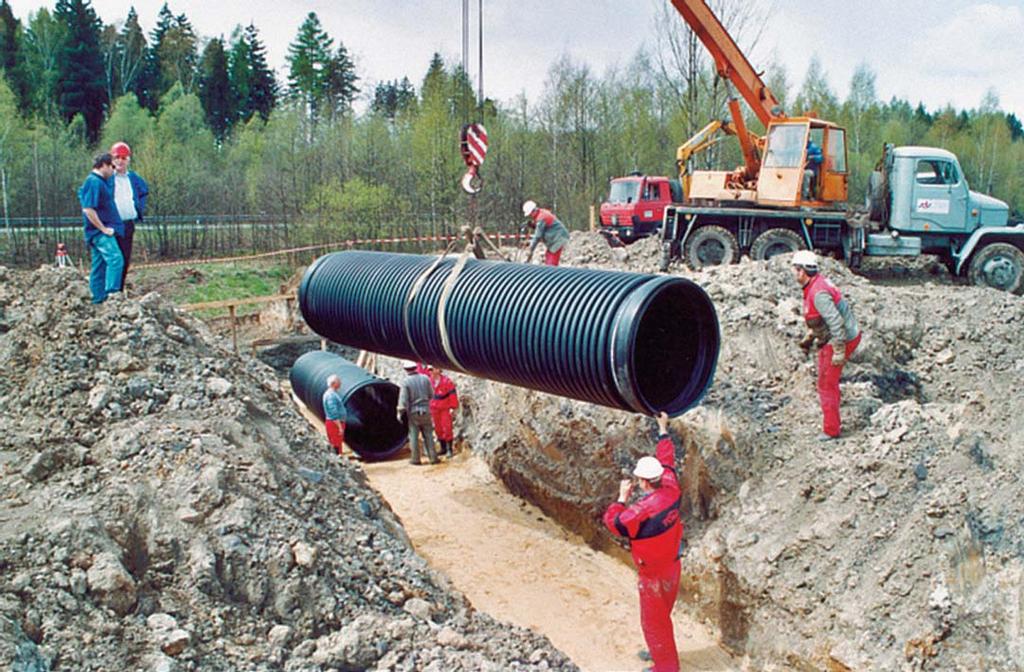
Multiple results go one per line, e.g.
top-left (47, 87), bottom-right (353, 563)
top-left (110, 142), bottom-right (149, 291)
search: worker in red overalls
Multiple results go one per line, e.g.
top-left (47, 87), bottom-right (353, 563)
top-left (428, 365), bottom-right (459, 459)
top-left (603, 412), bottom-right (682, 672)
top-left (793, 250), bottom-right (862, 440)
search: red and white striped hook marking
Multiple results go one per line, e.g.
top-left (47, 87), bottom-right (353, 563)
top-left (460, 123), bottom-right (488, 194)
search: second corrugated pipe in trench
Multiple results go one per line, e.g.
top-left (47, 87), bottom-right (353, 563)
top-left (299, 251), bottom-right (720, 416)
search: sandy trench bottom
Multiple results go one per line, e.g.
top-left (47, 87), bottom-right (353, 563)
top-left (362, 452), bottom-right (738, 672)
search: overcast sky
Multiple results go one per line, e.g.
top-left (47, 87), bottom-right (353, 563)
top-left (9, 0), bottom-right (1024, 117)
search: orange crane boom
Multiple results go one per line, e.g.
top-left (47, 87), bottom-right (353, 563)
top-left (669, 0), bottom-right (784, 128)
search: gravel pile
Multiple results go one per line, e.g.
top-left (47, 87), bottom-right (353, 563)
top-left (453, 234), bottom-right (1024, 671)
top-left (0, 265), bottom-right (575, 672)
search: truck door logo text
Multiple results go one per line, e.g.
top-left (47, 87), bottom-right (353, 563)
top-left (916, 199), bottom-right (950, 215)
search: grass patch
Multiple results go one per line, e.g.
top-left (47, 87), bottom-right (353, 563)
top-left (134, 261), bottom-right (298, 317)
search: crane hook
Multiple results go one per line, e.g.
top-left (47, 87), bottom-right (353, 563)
top-left (459, 123), bottom-right (488, 195)
top-left (461, 165), bottom-right (483, 194)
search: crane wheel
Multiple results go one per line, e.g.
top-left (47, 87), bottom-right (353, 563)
top-left (968, 242), bottom-right (1024, 294)
top-left (750, 228), bottom-right (805, 262)
top-left (683, 225), bottom-right (739, 269)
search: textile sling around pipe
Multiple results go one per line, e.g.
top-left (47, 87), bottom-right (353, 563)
top-left (289, 351), bottom-right (408, 460)
top-left (299, 251), bottom-right (720, 416)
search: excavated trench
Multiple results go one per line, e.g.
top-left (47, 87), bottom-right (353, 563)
top-left (270, 342), bottom-right (738, 670)
top-left (242, 235), bottom-right (1024, 670)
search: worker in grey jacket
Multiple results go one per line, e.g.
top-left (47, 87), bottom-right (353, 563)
top-left (397, 360), bottom-right (438, 465)
top-left (522, 200), bottom-right (570, 265)
top-left (793, 250), bottom-right (862, 440)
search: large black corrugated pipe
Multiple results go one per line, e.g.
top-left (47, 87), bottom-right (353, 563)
top-left (299, 251), bottom-right (720, 416)
top-left (289, 351), bottom-right (408, 460)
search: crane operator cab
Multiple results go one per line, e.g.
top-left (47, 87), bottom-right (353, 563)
top-left (757, 119), bottom-right (848, 208)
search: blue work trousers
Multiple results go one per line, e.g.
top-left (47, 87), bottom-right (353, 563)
top-left (89, 234), bottom-right (124, 303)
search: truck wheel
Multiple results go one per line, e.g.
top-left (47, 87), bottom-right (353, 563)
top-left (684, 225), bottom-right (739, 269)
top-left (750, 228), bottom-right (805, 262)
top-left (968, 243), bottom-right (1024, 294)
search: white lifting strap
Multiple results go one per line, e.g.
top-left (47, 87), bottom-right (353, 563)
top-left (436, 248), bottom-right (472, 373)
top-left (402, 239), bottom-right (468, 369)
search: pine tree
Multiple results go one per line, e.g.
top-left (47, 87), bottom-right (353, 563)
top-left (421, 53), bottom-right (446, 102)
top-left (286, 12), bottom-right (333, 121)
top-left (150, 4), bottom-right (198, 98)
top-left (99, 22), bottom-right (117, 103)
top-left (54, 0), bottom-right (107, 142)
top-left (1008, 113), bottom-right (1023, 142)
top-left (372, 78), bottom-right (416, 119)
top-left (324, 42), bottom-right (358, 120)
top-left (198, 37), bottom-right (234, 140)
top-left (115, 7), bottom-right (147, 99)
top-left (0, 0), bottom-right (28, 112)
top-left (371, 81), bottom-right (396, 118)
top-left (21, 8), bottom-right (64, 118)
top-left (0, 1), bottom-right (17, 71)
top-left (230, 23), bottom-right (275, 123)
top-left (136, 3), bottom-right (174, 111)
top-left (227, 26), bottom-right (250, 118)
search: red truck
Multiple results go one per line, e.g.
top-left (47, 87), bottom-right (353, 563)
top-left (599, 173), bottom-right (683, 244)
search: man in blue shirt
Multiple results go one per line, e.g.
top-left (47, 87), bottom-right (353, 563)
top-left (78, 154), bottom-right (124, 304)
top-left (322, 374), bottom-right (347, 456)
top-left (803, 138), bottom-right (823, 200)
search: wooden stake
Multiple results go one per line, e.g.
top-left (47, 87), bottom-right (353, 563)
top-left (228, 304), bottom-right (238, 354)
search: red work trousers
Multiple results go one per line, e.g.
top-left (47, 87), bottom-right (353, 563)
top-left (637, 559), bottom-right (681, 672)
top-left (431, 408), bottom-right (454, 442)
top-left (326, 420), bottom-right (346, 455)
top-left (817, 332), bottom-right (862, 437)
top-left (544, 248), bottom-right (563, 266)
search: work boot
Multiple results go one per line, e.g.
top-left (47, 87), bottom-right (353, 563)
top-left (817, 432), bottom-right (838, 441)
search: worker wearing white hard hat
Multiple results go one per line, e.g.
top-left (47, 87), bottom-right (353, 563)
top-left (791, 249), bottom-right (818, 270)
top-left (521, 200), bottom-right (570, 266)
top-left (602, 412), bottom-right (683, 672)
top-left (792, 250), bottom-right (862, 440)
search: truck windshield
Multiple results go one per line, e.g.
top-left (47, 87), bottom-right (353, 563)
top-left (608, 180), bottom-right (641, 204)
top-left (763, 124), bottom-right (808, 169)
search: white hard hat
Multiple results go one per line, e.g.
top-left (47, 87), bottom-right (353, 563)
top-left (401, 359), bottom-right (418, 370)
top-left (632, 456), bottom-right (665, 481)
top-left (792, 250), bottom-right (818, 269)
top-left (522, 200), bottom-right (537, 217)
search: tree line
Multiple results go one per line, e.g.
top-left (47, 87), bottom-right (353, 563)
top-left (0, 0), bottom-right (1022, 257)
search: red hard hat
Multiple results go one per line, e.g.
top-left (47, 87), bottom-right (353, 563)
top-left (110, 142), bottom-right (132, 158)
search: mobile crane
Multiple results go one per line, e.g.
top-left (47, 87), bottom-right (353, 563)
top-left (647, 0), bottom-right (1024, 294)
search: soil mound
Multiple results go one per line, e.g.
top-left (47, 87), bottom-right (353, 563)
top-left (0, 265), bottom-right (574, 671)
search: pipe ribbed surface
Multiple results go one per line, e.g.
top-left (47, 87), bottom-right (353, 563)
top-left (299, 251), bottom-right (720, 416)
top-left (289, 351), bottom-right (407, 460)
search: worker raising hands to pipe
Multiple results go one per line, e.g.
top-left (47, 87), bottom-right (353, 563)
top-left (603, 412), bottom-right (683, 672)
